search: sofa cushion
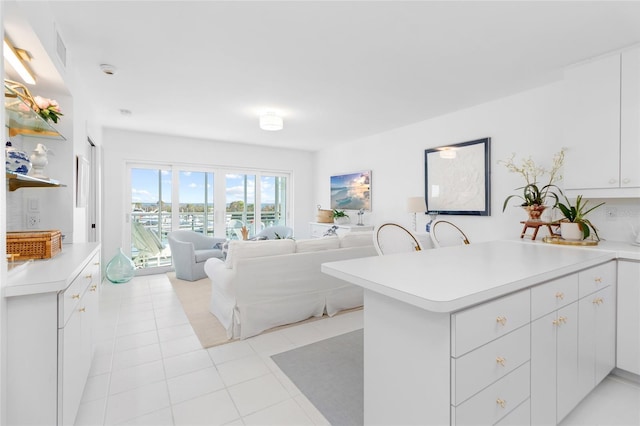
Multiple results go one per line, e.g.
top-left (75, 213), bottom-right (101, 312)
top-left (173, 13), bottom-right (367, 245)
top-left (225, 239), bottom-right (296, 269)
top-left (339, 231), bottom-right (374, 248)
top-left (295, 236), bottom-right (340, 253)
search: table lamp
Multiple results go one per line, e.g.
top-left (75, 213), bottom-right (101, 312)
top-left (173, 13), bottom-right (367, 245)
top-left (406, 196), bottom-right (426, 232)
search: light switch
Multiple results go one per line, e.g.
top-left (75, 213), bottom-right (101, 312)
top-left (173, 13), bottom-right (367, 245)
top-left (28, 197), bottom-right (39, 212)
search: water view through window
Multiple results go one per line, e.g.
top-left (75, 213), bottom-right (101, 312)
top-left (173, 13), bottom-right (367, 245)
top-left (129, 166), bottom-right (288, 271)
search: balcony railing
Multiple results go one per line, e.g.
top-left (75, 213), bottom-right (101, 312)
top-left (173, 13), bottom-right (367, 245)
top-left (129, 211), bottom-right (284, 268)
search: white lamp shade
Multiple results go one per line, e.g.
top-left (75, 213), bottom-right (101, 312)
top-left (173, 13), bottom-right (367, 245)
top-left (259, 112), bottom-right (283, 131)
top-left (407, 196), bottom-right (426, 213)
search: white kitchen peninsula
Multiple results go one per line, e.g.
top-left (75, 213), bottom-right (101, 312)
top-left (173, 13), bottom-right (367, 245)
top-left (322, 240), bottom-right (626, 426)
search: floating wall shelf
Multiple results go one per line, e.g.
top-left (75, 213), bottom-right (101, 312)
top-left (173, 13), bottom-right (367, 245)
top-left (4, 82), bottom-right (66, 141)
top-left (6, 173), bottom-right (65, 191)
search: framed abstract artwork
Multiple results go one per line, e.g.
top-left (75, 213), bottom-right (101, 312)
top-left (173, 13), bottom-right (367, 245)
top-left (424, 137), bottom-right (491, 216)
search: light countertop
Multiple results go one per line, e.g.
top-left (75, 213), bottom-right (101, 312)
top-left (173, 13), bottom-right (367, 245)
top-left (5, 243), bottom-right (100, 297)
top-left (322, 240), bottom-right (620, 313)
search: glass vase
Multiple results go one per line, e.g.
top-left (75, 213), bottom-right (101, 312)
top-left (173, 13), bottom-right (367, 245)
top-left (105, 248), bottom-right (135, 284)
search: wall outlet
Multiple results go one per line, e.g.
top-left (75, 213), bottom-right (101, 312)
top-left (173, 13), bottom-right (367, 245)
top-left (605, 207), bottom-right (617, 221)
top-left (26, 213), bottom-right (40, 229)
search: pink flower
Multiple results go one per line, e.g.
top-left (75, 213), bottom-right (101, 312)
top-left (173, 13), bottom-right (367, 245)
top-left (32, 95), bottom-right (64, 123)
top-left (34, 95), bottom-right (50, 111)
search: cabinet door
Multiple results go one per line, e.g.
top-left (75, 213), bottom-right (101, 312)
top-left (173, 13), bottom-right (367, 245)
top-left (59, 306), bottom-right (84, 426)
top-left (557, 302), bottom-right (580, 423)
top-left (621, 47), bottom-right (640, 188)
top-left (578, 285), bottom-right (616, 404)
top-left (617, 260), bottom-right (640, 374)
top-left (594, 286), bottom-right (616, 384)
top-left (564, 54), bottom-right (621, 190)
top-left (531, 312), bottom-right (557, 426)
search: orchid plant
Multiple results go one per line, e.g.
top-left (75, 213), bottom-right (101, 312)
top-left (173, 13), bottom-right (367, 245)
top-left (499, 149), bottom-right (564, 212)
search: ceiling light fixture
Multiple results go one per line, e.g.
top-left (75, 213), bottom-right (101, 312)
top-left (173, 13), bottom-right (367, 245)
top-left (3, 37), bottom-right (36, 85)
top-left (259, 112), bottom-right (283, 131)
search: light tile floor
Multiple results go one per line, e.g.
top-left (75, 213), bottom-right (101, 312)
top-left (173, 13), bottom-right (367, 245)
top-left (75, 274), bottom-right (640, 426)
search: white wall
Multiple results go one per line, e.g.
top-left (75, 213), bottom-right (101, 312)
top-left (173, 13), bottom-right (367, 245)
top-left (101, 128), bottom-right (315, 262)
top-left (314, 80), bottom-right (640, 245)
top-left (3, 1), bottom-right (98, 244)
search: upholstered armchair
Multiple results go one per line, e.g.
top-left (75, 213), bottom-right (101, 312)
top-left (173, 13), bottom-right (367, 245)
top-left (168, 230), bottom-right (226, 281)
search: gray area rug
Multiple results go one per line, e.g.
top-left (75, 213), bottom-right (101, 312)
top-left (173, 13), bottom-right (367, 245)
top-left (272, 329), bottom-right (363, 426)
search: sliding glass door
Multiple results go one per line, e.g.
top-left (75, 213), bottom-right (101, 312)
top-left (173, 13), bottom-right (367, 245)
top-left (127, 163), bottom-right (290, 274)
top-left (178, 170), bottom-right (215, 235)
top-left (129, 166), bottom-right (172, 271)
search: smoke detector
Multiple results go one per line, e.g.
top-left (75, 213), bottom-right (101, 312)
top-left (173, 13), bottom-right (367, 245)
top-left (100, 64), bottom-right (117, 75)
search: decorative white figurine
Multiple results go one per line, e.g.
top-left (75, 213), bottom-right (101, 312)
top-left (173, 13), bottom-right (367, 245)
top-left (30, 143), bottom-right (52, 178)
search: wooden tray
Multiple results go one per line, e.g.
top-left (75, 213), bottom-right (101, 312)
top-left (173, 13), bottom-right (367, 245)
top-left (542, 236), bottom-right (598, 246)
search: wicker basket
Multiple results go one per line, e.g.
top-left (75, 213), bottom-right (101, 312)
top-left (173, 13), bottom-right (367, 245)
top-left (316, 208), bottom-right (334, 223)
top-left (6, 230), bottom-right (62, 260)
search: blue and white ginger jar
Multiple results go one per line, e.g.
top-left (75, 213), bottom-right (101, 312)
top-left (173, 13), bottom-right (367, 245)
top-left (5, 143), bottom-right (32, 175)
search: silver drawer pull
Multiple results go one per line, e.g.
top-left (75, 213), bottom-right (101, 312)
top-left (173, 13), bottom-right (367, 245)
top-left (594, 277), bottom-right (602, 283)
top-left (71, 294), bottom-right (80, 300)
top-left (496, 357), bottom-right (506, 366)
top-left (593, 297), bottom-right (604, 305)
top-left (90, 285), bottom-right (97, 292)
top-left (496, 316), bottom-right (507, 326)
top-left (555, 292), bottom-right (564, 300)
top-left (93, 262), bottom-right (100, 265)
top-left (78, 307), bottom-right (86, 313)
top-left (85, 274), bottom-right (92, 279)
top-left (496, 398), bottom-right (506, 408)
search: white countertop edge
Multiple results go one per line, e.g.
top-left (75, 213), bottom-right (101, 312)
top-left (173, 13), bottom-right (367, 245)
top-left (4, 243), bottom-right (100, 297)
top-left (321, 241), bottom-right (622, 314)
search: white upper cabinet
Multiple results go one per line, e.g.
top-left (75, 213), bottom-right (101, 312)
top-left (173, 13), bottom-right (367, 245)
top-left (563, 47), bottom-right (640, 197)
top-left (620, 48), bottom-right (640, 189)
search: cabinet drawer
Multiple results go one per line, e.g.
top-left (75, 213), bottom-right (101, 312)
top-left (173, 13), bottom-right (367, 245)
top-left (531, 274), bottom-right (579, 320)
top-left (59, 254), bottom-right (99, 327)
top-left (453, 362), bottom-right (530, 426)
top-left (452, 325), bottom-right (530, 405)
top-left (494, 398), bottom-right (530, 426)
top-left (579, 261), bottom-right (616, 297)
top-left (452, 290), bottom-right (530, 357)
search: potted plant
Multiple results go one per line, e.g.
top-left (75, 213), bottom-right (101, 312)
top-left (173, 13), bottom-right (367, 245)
top-left (332, 209), bottom-right (350, 225)
top-left (499, 150), bottom-right (564, 220)
top-left (502, 183), bottom-right (561, 220)
top-left (554, 192), bottom-right (605, 241)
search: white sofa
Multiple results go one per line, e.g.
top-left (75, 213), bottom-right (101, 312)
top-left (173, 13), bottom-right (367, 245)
top-left (204, 232), bottom-right (376, 339)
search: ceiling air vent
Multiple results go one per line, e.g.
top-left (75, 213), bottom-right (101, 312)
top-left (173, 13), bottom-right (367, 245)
top-left (55, 29), bottom-right (66, 68)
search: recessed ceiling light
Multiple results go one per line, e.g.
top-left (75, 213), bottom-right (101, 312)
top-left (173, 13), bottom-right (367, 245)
top-left (259, 112), bottom-right (283, 131)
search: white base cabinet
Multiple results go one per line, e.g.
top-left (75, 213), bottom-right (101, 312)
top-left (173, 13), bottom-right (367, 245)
top-left (6, 244), bottom-right (101, 426)
top-left (617, 260), bottom-right (640, 375)
top-left (360, 260), bottom-right (617, 426)
top-left (309, 222), bottom-right (373, 238)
